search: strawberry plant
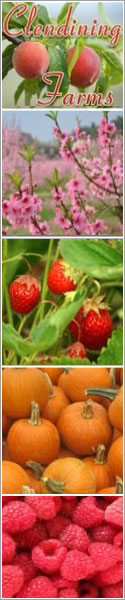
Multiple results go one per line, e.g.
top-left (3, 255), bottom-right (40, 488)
top-left (2, 2), bottom-right (123, 109)
top-left (2, 238), bottom-right (123, 365)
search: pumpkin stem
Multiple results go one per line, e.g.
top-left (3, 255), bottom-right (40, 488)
top-left (110, 367), bottom-right (116, 386)
top-left (83, 399), bottom-right (94, 419)
top-left (95, 444), bottom-right (106, 464)
top-left (42, 476), bottom-right (64, 494)
top-left (115, 476), bottom-right (123, 494)
top-left (85, 388), bottom-right (117, 402)
top-left (45, 373), bottom-right (55, 398)
top-left (28, 401), bottom-right (41, 425)
top-left (22, 486), bottom-right (35, 494)
top-left (26, 461), bottom-right (44, 480)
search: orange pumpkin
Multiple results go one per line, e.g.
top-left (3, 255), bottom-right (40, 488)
top-left (41, 457), bottom-right (96, 494)
top-left (7, 401), bottom-right (60, 467)
top-left (42, 384), bottom-right (69, 424)
top-left (58, 446), bottom-right (76, 459)
top-left (2, 461), bottom-right (29, 494)
top-left (115, 368), bottom-right (122, 384)
top-left (120, 369), bottom-right (123, 385)
top-left (2, 368), bottom-right (49, 419)
top-left (112, 428), bottom-right (121, 441)
top-left (24, 468), bottom-right (42, 494)
top-left (58, 367), bottom-right (112, 404)
top-left (57, 400), bottom-right (113, 456)
top-left (84, 444), bottom-right (114, 491)
top-left (40, 367), bottom-right (63, 385)
top-left (2, 413), bottom-right (12, 436)
top-left (107, 436), bottom-right (123, 480)
top-left (97, 476), bottom-right (123, 495)
top-left (108, 386), bottom-right (123, 432)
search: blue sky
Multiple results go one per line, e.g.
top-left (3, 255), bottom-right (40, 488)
top-left (3, 110), bottom-right (122, 142)
top-left (35, 2), bottom-right (123, 24)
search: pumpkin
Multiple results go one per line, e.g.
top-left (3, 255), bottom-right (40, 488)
top-left (2, 413), bottom-right (12, 436)
top-left (108, 386), bottom-right (123, 432)
top-left (107, 436), bottom-right (123, 480)
top-left (115, 368), bottom-right (123, 384)
top-left (7, 401), bottom-right (60, 467)
top-left (58, 367), bottom-right (112, 404)
top-left (2, 440), bottom-right (10, 461)
top-left (2, 368), bottom-right (49, 419)
top-left (42, 383), bottom-right (69, 424)
top-left (2, 461), bottom-right (29, 494)
top-left (97, 476), bottom-right (123, 495)
top-left (40, 367), bottom-right (63, 384)
top-left (57, 400), bottom-right (113, 456)
top-left (24, 468), bottom-right (42, 494)
top-left (41, 457), bottom-right (96, 494)
top-left (58, 446), bottom-right (76, 458)
top-left (120, 369), bottom-right (123, 384)
top-left (83, 444), bottom-right (114, 491)
top-left (112, 428), bottom-right (121, 441)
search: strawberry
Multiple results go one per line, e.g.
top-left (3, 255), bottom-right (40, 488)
top-left (66, 342), bottom-right (86, 359)
top-left (9, 274), bottom-right (41, 314)
top-left (47, 260), bottom-right (79, 295)
top-left (69, 298), bottom-right (113, 351)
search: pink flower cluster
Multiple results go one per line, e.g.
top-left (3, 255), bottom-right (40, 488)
top-left (2, 183), bottom-right (50, 235)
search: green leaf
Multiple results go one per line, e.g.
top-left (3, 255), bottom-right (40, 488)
top-left (2, 1), bottom-right (27, 28)
top-left (95, 72), bottom-right (108, 95)
top-left (2, 44), bottom-right (14, 80)
top-left (68, 38), bottom-right (85, 77)
top-left (47, 45), bottom-right (69, 96)
top-left (60, 240), bottom-right (123, 282)
top-left (98, 326), bottom-right (123, 365)
top-left (102, 48), bottom-right (123, 73)
top-left (32, 288), bottom-right (87, 343)
top-left (37, 5), bottom-right (51, 24)
top-left (98, 2), bottom-right (112, 26)
top-left (57, 2), bottom-right (79, 24)
top-left (14, 80), bottom-right (25, 105)
top-left (51, 356), bottom-right (91, 365)
top-left (2, 321), bottom-right (58, 357)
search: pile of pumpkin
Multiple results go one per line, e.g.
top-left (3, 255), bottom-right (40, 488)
top-left (2, 367), bottom-right (123, 495)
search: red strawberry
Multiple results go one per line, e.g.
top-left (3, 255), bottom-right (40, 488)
top-left (47, 260), bottom-right (79, 295)
top-left (66, 342), bottom-right (86, 359)
top-left (69, 299), bottom-right (113, 351)
top-left (10, 274), bottom-right (41, 314)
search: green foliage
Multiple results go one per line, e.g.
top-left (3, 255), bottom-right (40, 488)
top-left (98, 327), bottom-right (123, 365)
top-left (60, 240), bottom-right (123, 282)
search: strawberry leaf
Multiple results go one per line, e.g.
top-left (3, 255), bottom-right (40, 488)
top-left (97, 326), bottom-right (123, 365)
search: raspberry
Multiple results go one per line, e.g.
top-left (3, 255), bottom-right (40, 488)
top-left (114, 531), bottom-right (123, 547)
top-left (105, 497), bottom-right (123, 528)
top-left (78, 582), bottom-right (99, 598)
top-left (73, 497), bottom-right (104, 528)
top-left (2, 565), bottom-right (24, 598)
top-left (58, 588), bottom-right (78, 597)
top-left (12, 551), bottom-right (37, 582)
top-left (2, 532), bottom-right (16, 564)
top-left (62, 498), bottom-right (77, 516)
top-left (32, 538), bottom-right (67, 574)
top-left (88, 542), bottom-right (122, 571)
top-left (2, 496), bottom-right (20, 505)
top-left (2, 500), bottom-right (36, 533)
top-left (60, 523), bottom-right (89, 552)
top-left (25, 496), bottom-right (57, 520)
top-left (46, 515), bottom-right (70, 538)
top-left (16, 575), bottom-right (57, 598)
top-left (60, 550), bottom-right (96, 581)
top-left (13, 520), bottom-right (48, 549)
top-left (93, 560), bottom-right (123, 586)
top-left (89, 523), bottom-right (116, 543)
top-left (51, 574), bottom-right (77, 589)
top-left (101, 582), bottom-right (123, 598)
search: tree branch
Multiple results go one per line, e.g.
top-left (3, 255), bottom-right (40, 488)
top-left (2, 29), bottom-right (22, 45)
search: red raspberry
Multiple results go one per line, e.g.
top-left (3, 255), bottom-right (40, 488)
top-left (2, 496), bottom-right (20, 505)
top-left (66, 342), bottom-right (86, 359)
top-left (62, 498), bottom-right (77, 516)
top-left (32, 538), bottom-right (67, 574)
top-left (58, 588), bottom-right (78, 598)
top-left (60, 523), bottom-right (89, 552)
top-left (25, 496), bottom-right (57, 520)
top-left (12, 551), bottom-right (37, 582)
top-left (46, 515), bottom-right (70, 538)
top-left (16, 575), bottom-right (57, 598)
top-left (78, 582), bottom-right (99, 598)
top-left (93, 560), bottom-right (123, 586)
top-left (89, 523), bottom-right (116, 544)
top-left (114, 531), bottom-right (123, 547)
top-left (69, 305), bottom-right (112, 350)
top-left (105, 497), bottom-right (123, 528)
top-left (101, 582), bottom-right (123, 598)
top-left (13, 520), bottom-right (48, 549)
top-left (60, 549), bottom-right (96, 581)
top-left (10, 274), bottom-right (41, 314)
top-left (2, 500), bottom-right (36, 533)
top-left (47, 259), bottom-right (77, 294)
top-left (2, 565), bottom-right (24, 598)
top-left (88, 542), bottom-right (122, 571)
top-left (2, 532), bottom-right (16, 564)
top-left (51, 574), bottom-right (77, 589)
top-left (73, 497), bottom-right (104, 528)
